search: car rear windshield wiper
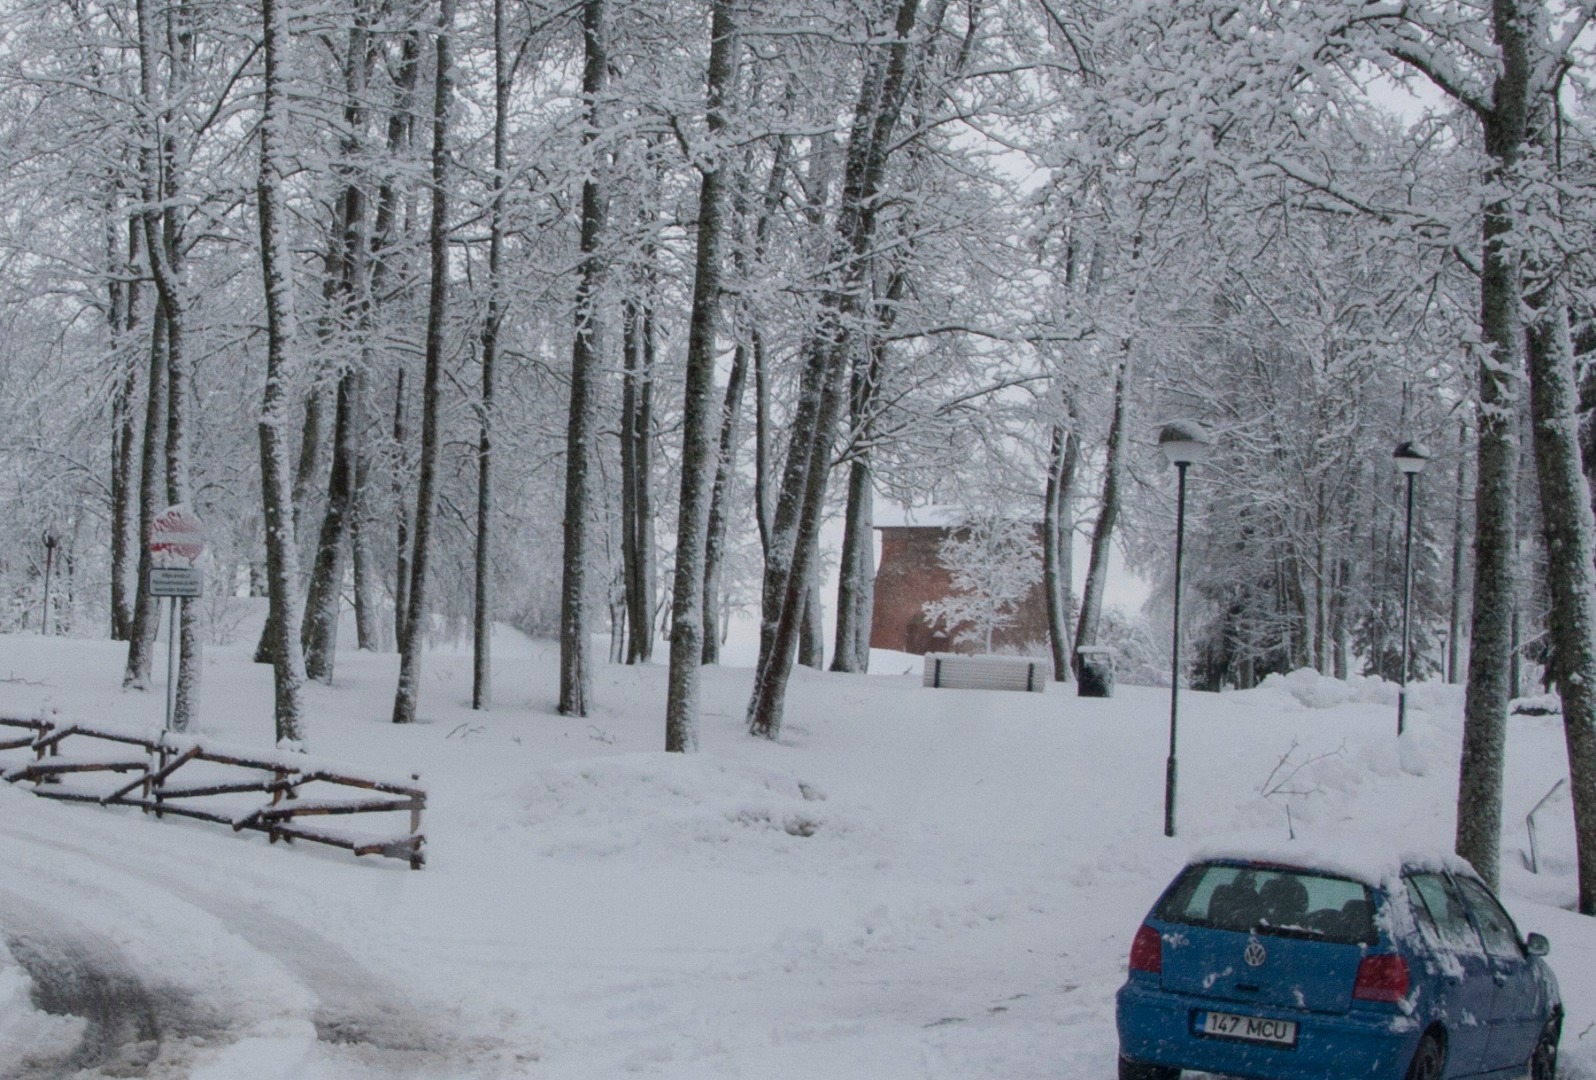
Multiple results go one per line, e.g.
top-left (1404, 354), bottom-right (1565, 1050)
top-left (1255, 921), bottom-right (1327, 940)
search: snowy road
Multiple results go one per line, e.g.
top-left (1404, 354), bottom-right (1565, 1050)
top-left (0, 886), bottom-right (212, 1078)
top-left (3, 635), bottom-right (1594, 1079)
top-left (0, 814), bottom-right (516, 1080)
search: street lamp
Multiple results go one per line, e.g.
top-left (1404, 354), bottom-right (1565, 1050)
top-left (41, 530), bottom-right (59, 637)
top-left (1159, 421), bottom-right (1210, 838)
top-left (1393, 441), bottom-right (1430, 736)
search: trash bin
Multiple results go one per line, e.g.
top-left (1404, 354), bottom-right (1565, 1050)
top-left (1076, 646), bottom-right (1115, 698)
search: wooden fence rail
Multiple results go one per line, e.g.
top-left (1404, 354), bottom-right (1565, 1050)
top-left (0, 716), bottom-right (425, 869)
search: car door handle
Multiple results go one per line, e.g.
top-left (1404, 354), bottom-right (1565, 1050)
top-left (1493, 972), bottom-right (1507, 987)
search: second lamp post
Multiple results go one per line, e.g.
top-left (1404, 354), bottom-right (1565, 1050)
top-left (1394, 441), bottom-right (1430, 736)
top-left (1159, 421), bottom-right (1210, 838)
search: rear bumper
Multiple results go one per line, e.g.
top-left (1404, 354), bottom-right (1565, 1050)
top-left (1116, 980), bottom-right (1420, 1080)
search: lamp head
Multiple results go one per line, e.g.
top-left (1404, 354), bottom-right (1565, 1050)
top-left (1393, 440), bottom-right (1431, 475)
top-left (1158, 420), bottom-right (1210, 467)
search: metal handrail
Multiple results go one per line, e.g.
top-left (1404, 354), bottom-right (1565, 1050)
top-left (1525, 778), bottom-right (1567, 874)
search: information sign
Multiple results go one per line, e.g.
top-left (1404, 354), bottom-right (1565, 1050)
top-left (149, 566), bottom-right (203, 598)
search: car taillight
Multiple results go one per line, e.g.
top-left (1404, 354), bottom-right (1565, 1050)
top-left (1129, 924), bottom-right (1162, 974)
top-left (1353, 954), bottom-right (1409, 1003)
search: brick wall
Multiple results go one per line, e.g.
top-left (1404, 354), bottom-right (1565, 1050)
top-left (869, 525), bottom-right (1050, 655)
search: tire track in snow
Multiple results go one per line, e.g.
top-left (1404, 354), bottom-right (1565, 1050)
top-left (0, 820), bottom-right (515, 1077)
top-left (0, 889), bottom-right (225, 1079)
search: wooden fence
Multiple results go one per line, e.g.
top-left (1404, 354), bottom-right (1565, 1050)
top-left (0, 716), bottom-right (425, 869)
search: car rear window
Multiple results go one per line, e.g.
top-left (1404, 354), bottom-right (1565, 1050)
top-left (1153, 863), bottom-right (1377, 945)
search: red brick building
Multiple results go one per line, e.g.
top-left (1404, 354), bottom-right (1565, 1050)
top-left (868, 524), bottom-right (1050, 655)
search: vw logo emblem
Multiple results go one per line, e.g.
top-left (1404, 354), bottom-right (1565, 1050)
top-left (1244, 942), bottom-right (1268, 967)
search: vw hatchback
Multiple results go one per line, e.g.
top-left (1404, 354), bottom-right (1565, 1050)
top-left (1115, 854), bottom-right (1561, 1080)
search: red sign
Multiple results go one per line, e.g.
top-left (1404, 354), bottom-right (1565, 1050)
top-left (149, 504), bottom-right (207, 568)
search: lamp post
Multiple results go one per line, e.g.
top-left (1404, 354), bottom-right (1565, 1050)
top-left (41, 530), bottom-right (59, 636)
top-left (1159, 421), bottom-right (1209, 838)
top-left (1393, 440), bottom-right (1430, 736)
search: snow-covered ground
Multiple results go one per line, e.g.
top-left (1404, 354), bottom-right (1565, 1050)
top-left (1, 629), bottom-right (1593, 1079)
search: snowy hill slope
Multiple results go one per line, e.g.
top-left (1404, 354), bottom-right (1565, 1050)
top-left (0, 632), bottom-right (1591, 1079)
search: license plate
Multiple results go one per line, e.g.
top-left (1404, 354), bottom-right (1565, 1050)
top-left (1196, 1010), bottom-right (1298, 1046)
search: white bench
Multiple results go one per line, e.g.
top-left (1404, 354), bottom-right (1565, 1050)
top-left (921, 653), bottom-right (1048, 693)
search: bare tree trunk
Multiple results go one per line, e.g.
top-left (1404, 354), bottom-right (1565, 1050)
top-left (131, 0), bottom-right (200, 728)
top-left (256, 0), bottom-right (307, 745)
top-left (391, 371), bottom-right (411, 646)
top-left (162, 296), bottom-right (200, 730)
top-left (302, 16), bottom-right (374, 683)
top-left (831, 456), bottom-right (874, 672)
top-left (1074, 350), bottom-right (1131, 666)
top-left (109, 211), bottom-right (142, 642)
top-left (620, 295), bottom-right (655, 664)
top-left (799, 562), bottom-right (825, 669)
top-left (302, 371), bottom-right (357, 681)
top-left (701, 338), bottom-right (747, 666)
top-left (704, 137), bottom-right (788, 664)
top-left (1456, 142), bottom-right (1525, 889)
top-left (753, 328), bottom-right (774, 559)
top-left (1449, 420), bottom-right (1470, 683)
top-left (1333, 557), bottom-right (1351, 680)
top-left (392, 0), bottom-right (454, 725)
top-left (123, 302), bottom-right (167, 689)
top-left (372, 27), bottom-right (420, 651)
top-left (559, 0), bottom-right (608, 718)
top-left (350, 394), bottom-right (379, 652)
top-left (665, 0), bottom-right (739, 752)
top-left (473, 0), bottom-right (508, 709)
top-left (831, 271), bottom-right (903, 675)
top-left (1524, 300), bottom-right (1596, 914)
top-left (747, 0), bottom-right (925, 739)
top-left (1044, 418), bottom-right (1080, 682)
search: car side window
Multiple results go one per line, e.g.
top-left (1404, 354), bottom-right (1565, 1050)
top-left (1454, 876), bottom-right (1524, 959)
top-left (1408, 872), bottom-right (1484, 954)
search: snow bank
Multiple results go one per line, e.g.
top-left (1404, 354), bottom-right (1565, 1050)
top-left (1244, 668), bottom-right (1464, 717)
top-left (516, 752), bottom-right (866, 862)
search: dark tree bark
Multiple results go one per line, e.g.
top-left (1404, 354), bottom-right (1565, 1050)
top-left (375, 28), bottom-right (421, 651)
top-left (620, 294), bottom-right (655, 665)
top-left (391, 371), bottom-right (411, 647)
top-left (131, 0), bottom-right (200, 729)
top-left (1045, 417), bottom-right (1081, 682)
top-left (256, 0), bottom-right (308, 745)
top-left (830, 451), bottom-right (874, 672)
top-left (752, 327), bottom-right (774, 559)
top-left (109, 211), bottom-right (142, 642)
top-left (302, 15), bottom-right (375, 683)
top-left (665, 0), bottom-right (739, 753)
top-left (472, 0), bottom-right (509, 709)
top-left (122, 301), bottom-right (167, 690)
top-left (832, 270), bottom-right (906, 675)
top-left (1074, 350), bottom-right (1131, 666)
top-left (1449, 421), bottom-right (1470, 683)
top-left (704, 136), bottom-right (791, 664)
top-left (559, 0), bottom-right (609, 718)
top-left (1524, 301), bottom-right (1596, 915)
top-left (1453, 2), bottom-right (1532, 889)
top-left (302, 371), bottom-right (358, 680)
top-left (747, 0), bottom-right (926, 739)
top-left (392, 0), bottom-right (455, 725)
top-left (798, 560), bottom-right (824, 670)
top-left (350, 398), bottom-right (379, 653)
top-left (701, 336), bottom-right (746, 667)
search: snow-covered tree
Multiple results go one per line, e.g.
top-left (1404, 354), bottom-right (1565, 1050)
top-left (922, 517), bottom-right (1042, 653)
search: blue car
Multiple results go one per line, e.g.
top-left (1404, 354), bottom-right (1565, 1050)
top-left (1115, 855), bottom-right (1561, 1079)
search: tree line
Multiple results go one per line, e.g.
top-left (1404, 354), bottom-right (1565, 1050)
top-left (1, 0), bottom-right (1594, 912)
